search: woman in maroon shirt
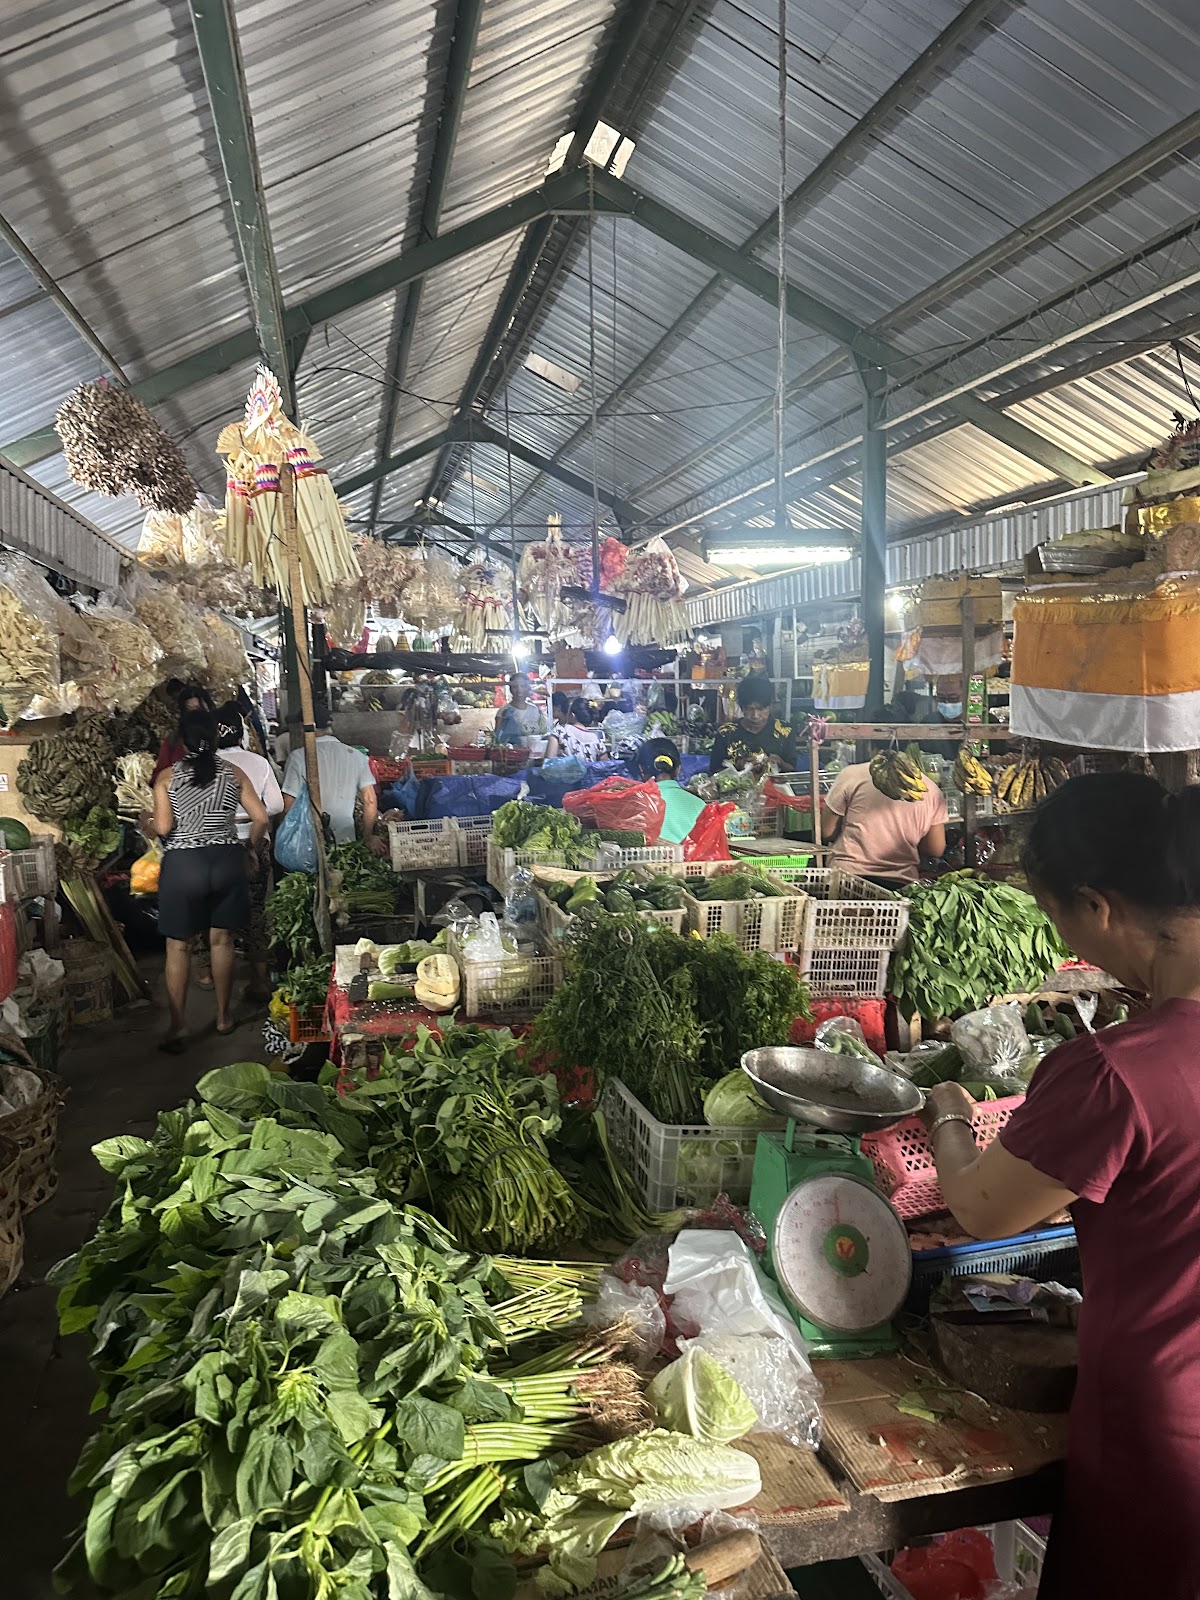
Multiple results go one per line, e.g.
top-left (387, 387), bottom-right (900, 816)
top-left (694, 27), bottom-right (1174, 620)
top-left (924, 773), bottom-right (1200, 1597)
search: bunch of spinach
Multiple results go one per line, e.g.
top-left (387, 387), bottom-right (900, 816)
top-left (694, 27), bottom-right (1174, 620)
top-left (51, 1061), bottom-right (590, 1600)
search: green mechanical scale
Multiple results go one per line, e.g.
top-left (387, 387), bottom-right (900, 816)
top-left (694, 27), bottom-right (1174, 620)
top-left (742, 1048), bottom-right (918, 1359)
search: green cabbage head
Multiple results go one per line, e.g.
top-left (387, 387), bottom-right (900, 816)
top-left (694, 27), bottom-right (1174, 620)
top-left (646, 1347), bottom-right (758, 1444)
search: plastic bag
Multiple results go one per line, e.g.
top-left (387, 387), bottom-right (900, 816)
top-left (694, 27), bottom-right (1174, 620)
top-left (540, 754), bottom-right (586, 786)
top-left (581, 1275), bottom-right (667, 1369)
top-left (662, 1229), bottom-right (822, 1449)
top-left (951, 1002), bottom-right (1028, 1075)
top-left (813, 1015), bottom-right (884, 1066)
top-left (619, 1509), bottom-right (762, 1600)
top-left (562, 775), bottom-right (666, 842)
top-left (683, 801), bottom-right (735, 861)
top-left (129, 839), bottom-right (163, 895)
top-left (274, 785), bottom-right (319, 872)
top-left (503, 866), bottom-right (538, 948)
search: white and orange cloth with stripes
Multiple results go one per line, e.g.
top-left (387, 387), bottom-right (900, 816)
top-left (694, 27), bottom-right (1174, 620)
top-left (1011, 577), bottom-right (1200, 752)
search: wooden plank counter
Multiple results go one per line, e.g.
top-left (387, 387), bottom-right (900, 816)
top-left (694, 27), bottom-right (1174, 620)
top-left (750, 1353), bottom-right (1066, 1570)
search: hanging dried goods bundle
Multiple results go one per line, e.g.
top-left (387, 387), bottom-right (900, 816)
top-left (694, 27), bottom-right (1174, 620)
top-left (17, 716), bottom-right (115, 823)
top-left (0, 554), bottom-right (65, 724)
top-left (607, 537), bottom-right (691, 647)
top-left (355, 538), bottom-right (415, 617)
top-left (136, 500), bottom-right (223, 568)
top-left (454, 561), bottom-right (510, 651)
top-left (214, 367), bottom-right (361, 605)
top-left (517, 514), bottom-right (578, 640)
top-left (56, 382), bottom-right (198, 514)
top-left (74, 602), bottom-right (163, 713)
top-left (174, 563), bottom-right (276, 619)
top-left (114, 752), bottom-right (154, 816)
top-left (194, 612), bottom-right (248, 694)
top-left (125, 578), bottom-right (205, 679)
top-left (402, 547), bottom-right (460, 631)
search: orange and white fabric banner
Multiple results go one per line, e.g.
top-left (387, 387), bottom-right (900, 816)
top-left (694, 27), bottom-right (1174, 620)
top-left (1010, 585), bottom-right (1200, 752)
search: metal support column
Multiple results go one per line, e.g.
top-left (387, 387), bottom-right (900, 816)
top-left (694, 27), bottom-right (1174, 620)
top-left (859, 362), bottom-right (888, 713)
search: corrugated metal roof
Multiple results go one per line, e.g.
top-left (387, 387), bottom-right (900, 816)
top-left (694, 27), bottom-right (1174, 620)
top-left (1, 0), bottom-right (1200, 606)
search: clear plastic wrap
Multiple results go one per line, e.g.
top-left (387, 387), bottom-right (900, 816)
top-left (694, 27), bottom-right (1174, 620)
top-left (195, 611), bottom-right (249, 693)
top-left (814, 1015), bottom-right (885, 1067)
top-left (0, 552), bottom-right (72, 722)
top-left (951, 1002), bottom-right (1029, 1075)
top-left (124, 572), bottom-right (205, 678)
top-left (619, 1509), bottom-right (763, 1600)
top-left (581, 1275), bottom-right (667, 1368)
top-left (73, 598), bottom-right (163, 712)
top-left (662, 1229), bottom-right (822, 1450)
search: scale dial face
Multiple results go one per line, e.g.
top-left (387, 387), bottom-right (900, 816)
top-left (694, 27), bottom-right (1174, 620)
top-left (774, 1172), bottom-right (912, 1333)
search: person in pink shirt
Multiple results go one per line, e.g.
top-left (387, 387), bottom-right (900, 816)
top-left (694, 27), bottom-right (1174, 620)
top-left (820, 758), bottom-right (947, 887)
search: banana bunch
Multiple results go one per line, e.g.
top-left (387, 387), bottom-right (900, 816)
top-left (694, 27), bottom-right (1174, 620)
top-left (869, 749), bottom-right (927, 802)
top-left (996, 755), bottom-right (1070, 809)
top-left (952, 746), bottom-right (993, 796)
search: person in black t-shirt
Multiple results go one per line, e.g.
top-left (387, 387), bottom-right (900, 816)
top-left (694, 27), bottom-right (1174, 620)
top-left (708, 676), bottom-right (797, 772)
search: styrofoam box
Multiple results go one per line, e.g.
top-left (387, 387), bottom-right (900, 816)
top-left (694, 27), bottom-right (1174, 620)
top-left (600, 1077), bottom-right (760, 1211)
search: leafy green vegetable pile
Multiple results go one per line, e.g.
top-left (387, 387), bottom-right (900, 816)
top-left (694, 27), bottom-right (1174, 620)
top-left (61, 805), bottom-right (123, 871)
top-left (268, 870), bottom-right (319, 961)
top-left (687, 867), bottom-right (790, 901)
top-left (889, 870), bottom-right (1070, 1024)
top-left (491, 801), bottom-right (644, 867)
top-left (50, 1047), bottom-right (695, 1600)
top-left (328, 841), bottom-right (398, 922)
top-left (541, 870), bottom-right (684, 919)
top-left (531, 915), bottom-right (810, 1123)
top-left (278, 955), bottom-right (334, 1011)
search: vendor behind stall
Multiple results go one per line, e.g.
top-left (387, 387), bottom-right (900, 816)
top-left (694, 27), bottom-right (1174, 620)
top-left (495, 671), bottom-right (547, 748)
top-left (708, 676), bottom-right (796, 773)
top-left (922, 772), bottom-right (1200, 1597)
top-left (634, 738), bottom-right (705, 844)
top-left (820, 754), bottom-right (946, 887)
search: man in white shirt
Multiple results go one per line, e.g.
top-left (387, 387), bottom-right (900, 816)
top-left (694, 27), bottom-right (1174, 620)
top-left (281, 715), bottom-right (383, 851)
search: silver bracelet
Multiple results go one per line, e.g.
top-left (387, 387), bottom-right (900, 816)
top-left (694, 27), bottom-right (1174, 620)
top-left (928, 1112), bottom-right (975, 1138)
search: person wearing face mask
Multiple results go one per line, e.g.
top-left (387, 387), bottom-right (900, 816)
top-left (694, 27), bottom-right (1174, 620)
top-left (707, 676), bottom-right (796, 773)
top-left (921, 773), bottom-right (1200, 1598)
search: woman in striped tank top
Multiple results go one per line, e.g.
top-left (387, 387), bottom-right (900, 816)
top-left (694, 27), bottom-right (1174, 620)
top-left (152, 710), bottom-right (269, 1053)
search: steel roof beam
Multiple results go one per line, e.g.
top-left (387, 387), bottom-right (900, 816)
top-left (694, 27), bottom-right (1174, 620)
top-left (188, 0), bottom-right (294, 411)
top-left (369, 0), bottom-right (487, 536)
top-left (633, 110), bottom-right (1200, 504)
top-left (335, 416), bottom-right (646, 527)
top-left (0, 213), bottom-right (130, 385)
top-left (419, 0), bottom-right (661, 509)
top-left (1, 170), bottom-right (592, 469)
top-left (654, 206), bottom-right (1200, 534)
top-left (493, 0), bottom-right (1016, 529)
top-left (588, 172), bottom-right (1104, 486)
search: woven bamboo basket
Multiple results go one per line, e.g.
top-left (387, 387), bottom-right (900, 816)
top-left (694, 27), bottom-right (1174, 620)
top-left (0, 1134), bottom-right (23, 1295)
top-left (0, 1062), bottom-right (65, 1212)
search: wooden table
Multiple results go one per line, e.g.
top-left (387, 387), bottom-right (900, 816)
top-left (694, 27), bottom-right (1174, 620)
top-left (746, 1353), bottom-right (1066, 1575)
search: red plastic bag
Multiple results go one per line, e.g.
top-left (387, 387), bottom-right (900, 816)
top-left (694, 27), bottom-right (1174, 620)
top-left (562, 776), bottom-right (666, 842)
top-left (763, 777), bottom-right (812, 813)
top-left (682, 801), bottom-right (735, 861)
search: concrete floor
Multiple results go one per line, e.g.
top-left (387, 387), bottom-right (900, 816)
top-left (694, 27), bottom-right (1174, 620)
top-left (0, 972), bottom-right (270, 1600)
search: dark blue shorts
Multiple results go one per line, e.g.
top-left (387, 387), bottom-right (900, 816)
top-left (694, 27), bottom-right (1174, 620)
top-left (158, 845), bottom-right (250, 940)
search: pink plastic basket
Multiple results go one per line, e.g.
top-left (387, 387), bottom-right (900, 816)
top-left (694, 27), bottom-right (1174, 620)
top-left (861, 1095), bottom-right (1024, 1219)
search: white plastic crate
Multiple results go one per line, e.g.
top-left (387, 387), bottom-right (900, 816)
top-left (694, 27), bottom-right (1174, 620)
top-left (454, 816), bottom-right (493, 869)
top-left (682, 879), bottom-right (807, 952)
top-left (795, 945), bottom-right (891, 997)
top-left (800, 873), bottom-right (909, 952)
top-left (5, 836), bottom-right (56, 901)
top-left (600, 1078), bottom-right (761, 1211)
top-left (861, 1522), bottom-right (1045, 1598)
top-left (388, 818), bottom-right (461, 871)
top-left (447, 929), bottom-right (562, 1020)
top-left (487, 838), bottom-right (681, 893)
top-left (535, 886), bottom-right (685, 946)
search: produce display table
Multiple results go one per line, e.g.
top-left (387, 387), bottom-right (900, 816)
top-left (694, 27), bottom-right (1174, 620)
top-left (750, 1353), bottom-right (1065, 1569)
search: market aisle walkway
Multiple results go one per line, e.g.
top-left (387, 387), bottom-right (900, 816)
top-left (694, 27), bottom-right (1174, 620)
top-left (0, 971), bottom-right (270, 1600)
